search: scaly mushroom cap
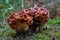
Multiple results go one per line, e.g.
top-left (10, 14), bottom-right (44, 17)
top-left (30, 7), bottom-right (50, 27)
top-left (8, 9), bottom-right (33, 31)
top-left (34, 7), bottom-right (50, 26)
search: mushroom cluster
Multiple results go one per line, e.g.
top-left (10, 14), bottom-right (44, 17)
top-left (8, 7), bottom-right (50, 35)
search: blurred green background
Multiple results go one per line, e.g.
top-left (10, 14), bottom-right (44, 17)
top-left (0, 0), bottom-right (60, 40)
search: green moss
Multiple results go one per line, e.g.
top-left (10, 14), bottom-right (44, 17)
top-left (56, 32), bottom-right (60, 37)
